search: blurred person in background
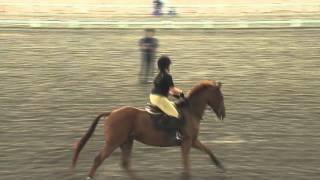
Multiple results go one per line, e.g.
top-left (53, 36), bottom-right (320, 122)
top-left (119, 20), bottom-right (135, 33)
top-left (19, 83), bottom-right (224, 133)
top-left (153, 0), bottom-right (164, 15)
top-left (139, 28), bottom-right (159, 83)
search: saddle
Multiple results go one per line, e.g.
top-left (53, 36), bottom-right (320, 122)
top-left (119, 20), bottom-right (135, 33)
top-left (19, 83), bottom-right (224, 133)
top-left (145, 103), bottom-right (186, 132)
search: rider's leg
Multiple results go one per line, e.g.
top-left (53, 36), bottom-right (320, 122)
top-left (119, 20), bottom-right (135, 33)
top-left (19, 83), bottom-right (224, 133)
top-left (149, 94), bottom-right (179, 118)
top-left (150, 94), bottom-right (183, 142)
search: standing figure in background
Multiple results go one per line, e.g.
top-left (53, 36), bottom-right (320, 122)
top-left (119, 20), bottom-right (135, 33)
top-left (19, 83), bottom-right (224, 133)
top-left (153, 0), bottom-right (164, 16)
top-left (139, 29), bottom-right (159, 83)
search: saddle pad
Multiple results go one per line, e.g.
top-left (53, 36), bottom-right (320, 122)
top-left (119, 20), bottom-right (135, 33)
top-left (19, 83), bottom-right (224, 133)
top-left (145, 104), bottom-right (163, 115)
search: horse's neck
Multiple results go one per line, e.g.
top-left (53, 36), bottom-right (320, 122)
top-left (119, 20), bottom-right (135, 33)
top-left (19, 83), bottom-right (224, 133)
top-left (186, 93), bottom-right (207, 120)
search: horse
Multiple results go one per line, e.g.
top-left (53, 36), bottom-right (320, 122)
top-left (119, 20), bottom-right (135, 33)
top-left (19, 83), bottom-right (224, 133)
top-left (71, 80), bottom-right (226, 180)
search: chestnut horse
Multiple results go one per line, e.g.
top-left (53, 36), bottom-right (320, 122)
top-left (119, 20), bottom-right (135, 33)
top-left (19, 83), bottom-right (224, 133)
top-left (71, 80), bottom-right (226, 180)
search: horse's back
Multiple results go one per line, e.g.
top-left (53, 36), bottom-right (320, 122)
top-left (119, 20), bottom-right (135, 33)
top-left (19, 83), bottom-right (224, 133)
top-left (107, 106), bottom-right (147, 120)
top-left (102, 106), bottom-right (147, 142)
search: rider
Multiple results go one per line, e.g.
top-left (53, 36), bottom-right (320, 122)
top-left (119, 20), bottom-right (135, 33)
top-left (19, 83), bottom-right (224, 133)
top-left (150, 55), bottom-right (184, 141)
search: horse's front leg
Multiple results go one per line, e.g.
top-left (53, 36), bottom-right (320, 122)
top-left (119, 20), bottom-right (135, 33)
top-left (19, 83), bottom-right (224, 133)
top-left (180, 139), bottom-right (192, 179)
top-left (192, 139), bottom-right (225, 171)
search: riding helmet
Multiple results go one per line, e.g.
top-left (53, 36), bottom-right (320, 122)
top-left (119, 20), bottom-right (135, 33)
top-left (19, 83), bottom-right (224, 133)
top-left (157, 56), bottom-right (171, 72)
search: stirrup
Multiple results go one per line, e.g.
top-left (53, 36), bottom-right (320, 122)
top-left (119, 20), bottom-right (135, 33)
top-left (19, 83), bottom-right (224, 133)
top-left (176, 131), bottom-right (183, 142)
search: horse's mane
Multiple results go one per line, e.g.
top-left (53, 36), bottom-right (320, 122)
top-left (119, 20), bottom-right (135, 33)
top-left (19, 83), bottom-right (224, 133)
top-left (187, 80), bottom-right (217, 97)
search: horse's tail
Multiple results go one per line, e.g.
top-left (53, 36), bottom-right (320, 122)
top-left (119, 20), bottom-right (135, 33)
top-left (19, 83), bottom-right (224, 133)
top-left (71, 112), bottom-right (111, 169)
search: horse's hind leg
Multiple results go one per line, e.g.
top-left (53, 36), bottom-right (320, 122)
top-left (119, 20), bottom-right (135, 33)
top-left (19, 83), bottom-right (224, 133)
top-left (120, 138), bottom-right (133, 170)
top-left (192, 139), bottom-right (225, 171)
top-left (120, 138), bottom-right (139, 179)
top-left (86, 144), bottom-right (117, 180)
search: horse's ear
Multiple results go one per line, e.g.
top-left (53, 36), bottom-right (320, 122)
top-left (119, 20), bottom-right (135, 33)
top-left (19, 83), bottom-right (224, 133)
top-left (217, 81), bottom-right (222, 88)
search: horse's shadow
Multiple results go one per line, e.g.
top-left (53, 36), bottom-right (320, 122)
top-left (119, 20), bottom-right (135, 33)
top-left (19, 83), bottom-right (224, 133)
top-left (189, 174), bottom-right (230, 180)
top-left (126, 172), bottom-right (231, 180)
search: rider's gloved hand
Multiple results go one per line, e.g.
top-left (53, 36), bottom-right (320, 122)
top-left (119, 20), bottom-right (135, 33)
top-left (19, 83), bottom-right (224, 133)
top-left (180, 92), bottom-right (185, 98)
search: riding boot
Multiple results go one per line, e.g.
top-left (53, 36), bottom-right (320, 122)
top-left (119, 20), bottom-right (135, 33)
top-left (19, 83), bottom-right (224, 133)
top-left (170, 116), bottom-right (184, 143)
top-left (159, 115), bottom-right (184, 144)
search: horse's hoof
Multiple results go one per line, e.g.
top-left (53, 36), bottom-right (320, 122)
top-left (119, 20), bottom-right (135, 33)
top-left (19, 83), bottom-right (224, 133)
top-left (213, 159), bottom-right (226, 172)
top-left (217, 164), bottom-right (226, 173)
top-left (86, 176), bottom-right (93, 180)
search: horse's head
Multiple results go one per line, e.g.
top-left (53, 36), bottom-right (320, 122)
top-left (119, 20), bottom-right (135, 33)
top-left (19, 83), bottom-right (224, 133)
top-left (207, 81), bottom-right (226, 120)
top-left (187, 80), bottom-right (226, 120)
